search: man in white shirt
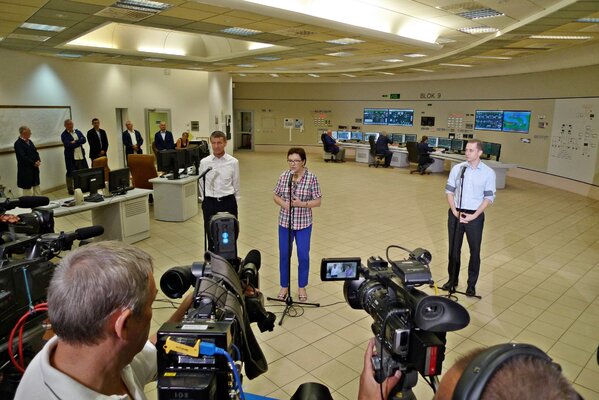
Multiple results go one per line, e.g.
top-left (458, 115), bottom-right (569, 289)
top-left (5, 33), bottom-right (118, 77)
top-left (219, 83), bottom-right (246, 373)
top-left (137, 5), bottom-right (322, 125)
top-left (60, 119), bottom-right (88, 195)
top-left (198, 130), bottom-right (240, 251)
top-left (15, 241), bottom-right (192, 400)
top-left (122, 121), bottom-right (144, 157)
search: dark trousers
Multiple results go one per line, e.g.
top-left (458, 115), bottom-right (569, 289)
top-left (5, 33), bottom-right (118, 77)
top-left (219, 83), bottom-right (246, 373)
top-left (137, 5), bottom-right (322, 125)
top-left (202, 195), bottom-right (238, 252)
top-left (419, 157), bottom-right (434, 173)
top-left (447, 209), bottom-right (485, 288)
top-left (382, 150), bottom-right (392, 167)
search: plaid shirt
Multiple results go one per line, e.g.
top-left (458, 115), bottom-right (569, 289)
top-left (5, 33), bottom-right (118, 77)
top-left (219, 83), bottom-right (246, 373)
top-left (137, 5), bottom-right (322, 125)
top-left (274, 169), bottom-right (322, 230)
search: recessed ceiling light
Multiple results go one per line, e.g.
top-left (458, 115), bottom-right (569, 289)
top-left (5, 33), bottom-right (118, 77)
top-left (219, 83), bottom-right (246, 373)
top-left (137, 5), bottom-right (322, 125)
top-left (326, 38), bottom-right (365, 45)
top-left (238, 73), bottom-right (247, 76)
top-left (8, 33), bottom-right (50, 42)
top-left (187, 66), bottom-right (203, 70)
top-left (403, 53), bottom-right (427, 58)
top-left (459, 26), bottom-right (499, 34)
top-left (138, 46), bottom-right (185, 56)
top-left (377, 71), bottom-right (395, 75)
top-left (341, 73), bottom-right (356, 78)
top-left (410, 68), bottom-right (434, 72)
top-left (576, 18), bottom-right (599, 23)
top-left (237, 64), bottom-right (257, 67)
top-left (56, 53), bottom-right (83, 58)
top-left (221, 27), bottom-right (262, 36)
top-left (316, 62), bottom-right (334, 66)
top-left (440, 63), bottom-right (472, 68)
top-left (436, 37), bottom-right (456, 44)
top-left (254, 56), bottom-right (281, 61)
top-left (473, 55), bottom-right (512, 60)
top-left (458, 8), bottom-right (504, 20)
top-left (383, 58), bottom-right (403, 63)
top-left (114, 0), bottom-right (171, 12)
top-left (326, 52), bottom-right (353, 57)
top-left (143, 57), bottom-right (165, 62)
top-left (269, 73), bottom-right (279, 77)
top-left (529, 35), bottom-right (592, 40)
top-left (248, 42), bottom-right (273, 50)
top-left (308, 73), bottom-right (320, 77)
top-left (21, 22), bottom-right (66, 32)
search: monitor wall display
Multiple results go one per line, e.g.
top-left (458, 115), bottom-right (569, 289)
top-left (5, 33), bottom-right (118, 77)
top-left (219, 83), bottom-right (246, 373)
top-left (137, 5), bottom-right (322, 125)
top-left (350, 131), bottom-right (363, 141)
top-left (502, 110), bottom-right (531, 133)
top-left (404, 134), bottom-right (417, 143)
top-left (475, 110), bottom-right (503, 131)
top-left (363, 108), bottom-right (388, 125)
top-left (421, 116), bottom-right (435, 126)
top-left (388, 109), bottom-right (414, 126)
top-left (437, 137), bottom-right (452, 149)
top-left (336, 131), bottom-right (351, 140)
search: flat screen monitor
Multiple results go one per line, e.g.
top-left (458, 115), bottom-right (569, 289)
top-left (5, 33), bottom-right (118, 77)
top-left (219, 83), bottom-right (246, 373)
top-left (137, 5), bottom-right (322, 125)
top-left (391, 134), bottom-right (404, 144)
top-left (451, 139), bottom-right (465, 151)
top-left (482, 142), bottom-right (502, 161)
top-left (336, 131), bottom-right (351, 140)
top-left (387, 109), bottom-right (414, 126)
top-left (331, 131), bottom-right (338, 140)
top-left (73, 167), bottom-right (105, 195)
top-left (437, 137), bottom-right (452, 149)
top-left (475, 110), bottom-right (503, 131)
top-left (350, 131), bottom-right (363, 141)
top-left (404, 134), bottom-right (417, 143)
top-left (109, 167), bottom-right (130, 193)
top-left (502, 110), bottom-right (531, 133)
top-left (187, 144), bottom-right (208, 175)
top-left (364, 132), bottom-right (379, 142)
top-left (426, 136), bottom-right (439, 148)
top-left (157, 149), bottom-right (186, 179)
top-left (421, 116), bottom-right (435, 127)
top-left (363, 108), bottom-right (388, 125)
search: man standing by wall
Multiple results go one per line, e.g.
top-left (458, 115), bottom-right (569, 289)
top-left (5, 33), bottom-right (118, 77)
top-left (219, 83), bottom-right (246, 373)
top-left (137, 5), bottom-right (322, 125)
top-left (61, 119), bottom-right (88, 195)
top-left (122, 120), bottom-right (144, 157)
top-left (86, 118), bottom-right (109, 162)
top-left (443, 139), bottom-right (496, 297)
top-left (14, 126), bottom-right (41, 195)
top-left (154, 121), bottom-right (175, 151)
top-left (198, 131), bottom-right (240, 251)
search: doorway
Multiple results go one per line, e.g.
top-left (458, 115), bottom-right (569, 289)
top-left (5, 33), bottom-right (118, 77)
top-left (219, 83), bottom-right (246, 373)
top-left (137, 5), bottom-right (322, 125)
top-left (237, 110), bottom-right (253, 150)
top-left (145, 108), bottom-right (171, 155)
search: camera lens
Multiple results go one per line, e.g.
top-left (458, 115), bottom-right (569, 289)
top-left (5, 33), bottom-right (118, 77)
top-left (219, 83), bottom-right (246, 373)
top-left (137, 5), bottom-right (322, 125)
top-left (160, 266), bottom-right (193, 298)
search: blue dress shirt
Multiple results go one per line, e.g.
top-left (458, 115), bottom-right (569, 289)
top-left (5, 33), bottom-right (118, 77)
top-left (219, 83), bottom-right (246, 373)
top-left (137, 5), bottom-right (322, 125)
top-left (445, 161), bottom-right (496, 210)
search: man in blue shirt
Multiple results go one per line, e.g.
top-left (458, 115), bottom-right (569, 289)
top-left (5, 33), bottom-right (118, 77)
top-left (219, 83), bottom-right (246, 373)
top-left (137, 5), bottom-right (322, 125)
top-left (323, 130), bottom-right (345, 161)
top-left (375, 131), bottom-right (393, 168)
top-left (443, 139), bottom-right (496, 297)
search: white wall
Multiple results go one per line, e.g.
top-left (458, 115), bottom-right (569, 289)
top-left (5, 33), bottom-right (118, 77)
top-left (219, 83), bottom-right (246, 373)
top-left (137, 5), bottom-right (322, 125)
top-left (0, 48), bottom-right (232, 194)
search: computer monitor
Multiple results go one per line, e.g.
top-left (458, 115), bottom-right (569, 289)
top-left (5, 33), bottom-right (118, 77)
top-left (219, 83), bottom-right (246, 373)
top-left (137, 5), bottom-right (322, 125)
top-left (475, 110), bottom-right (503, 131)
top-left (157, 149), bottom-right (186, 179)
top-left (421, 116), bottom-right (435, 127)
top-left (364, 132), bottom-right (379, 142)
top-left (451, 139), bottom-right (465, 152)
top-left (72, 167), bottom-right (105, 202)
top-left (426, 136), bottom-right (439, 148)
top-left (482, 142), bottom-right (502, 161)
top-left (391, 134), bottom-right (404, 144)
top-left (187, 144), bottom-right (209, 175)
top-left (437, 137), bottom-right (452, 149)
top-left (387, 109), bottom-right (414, 126)
top-left (109, 167), bottom-right (131, 194)
top-left (336, 131), bottom-right (350, 141)
top-left (331, 131), bottom-right (338, 140)
top-left (404, 134), bottom-right (417, 143)
top-left (502, 110), bottom-right (531, 133)
top-left (363, 108), bottom-right (388, 125)
top-left (350, 131), bottom-right (363, 141)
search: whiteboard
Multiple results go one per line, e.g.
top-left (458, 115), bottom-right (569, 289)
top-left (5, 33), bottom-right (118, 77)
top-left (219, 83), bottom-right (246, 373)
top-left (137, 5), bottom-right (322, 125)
top-left (547, 98), bottom-right (599, 184)
top-left (0, 106), bottom-right (71, 150)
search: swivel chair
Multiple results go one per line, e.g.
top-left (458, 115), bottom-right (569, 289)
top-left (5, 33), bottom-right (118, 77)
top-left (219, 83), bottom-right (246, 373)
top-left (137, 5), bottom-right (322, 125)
top-left (127, 154), bottom-right (158, 190)
top-left (91, 156), bottom-right (110, 184)
top-left (406, 141), bottom-right (430, 174)
top-left (368, 135), bottom-right (385, 168)
top-left (321, 133), bottom-right (336, 162)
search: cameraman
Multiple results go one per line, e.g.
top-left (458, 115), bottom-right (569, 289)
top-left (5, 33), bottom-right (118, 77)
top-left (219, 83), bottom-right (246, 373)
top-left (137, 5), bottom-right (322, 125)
top-left (15, 241), bottom-right (192, 399)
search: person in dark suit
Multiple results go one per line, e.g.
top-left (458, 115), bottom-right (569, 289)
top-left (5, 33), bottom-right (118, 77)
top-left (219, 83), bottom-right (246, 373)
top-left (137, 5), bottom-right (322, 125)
top-left (154, 121), bottom-right (175, 151)
top-left (122, 120), bottom-right (144, 157)
top-left (61, 119), bottom-right (88, 195)
top-left (322, 130), bottom-right (345, 161)
top-left (14, 126), bottom-right (41, 196)
top-left (375, 131), bottom-right (393, 168)
top-left (417, 136), bottom-right (435, 174)
top-left (86, 118), bottom-right (109, 162)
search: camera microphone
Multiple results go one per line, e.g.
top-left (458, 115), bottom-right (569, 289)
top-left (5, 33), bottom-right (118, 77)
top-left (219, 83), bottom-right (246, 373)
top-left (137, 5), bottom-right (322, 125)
top-left (240, 249), bottom-right (261, 288)
top-left (0, 196), bottom-right (49, 212)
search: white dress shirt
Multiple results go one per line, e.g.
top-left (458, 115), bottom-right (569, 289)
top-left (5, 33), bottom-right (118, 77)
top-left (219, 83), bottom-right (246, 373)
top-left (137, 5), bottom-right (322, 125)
top-left (69, 131), bottom-right (84, 160)
top-left (198, 153), bottom-right (240, 201)
top-left (127, 130), bottom-right (137, 145)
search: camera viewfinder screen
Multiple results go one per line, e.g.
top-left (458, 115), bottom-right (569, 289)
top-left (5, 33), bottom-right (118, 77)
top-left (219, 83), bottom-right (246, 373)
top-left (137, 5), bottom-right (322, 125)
top-left (321, 258), bottom-right (360, 281)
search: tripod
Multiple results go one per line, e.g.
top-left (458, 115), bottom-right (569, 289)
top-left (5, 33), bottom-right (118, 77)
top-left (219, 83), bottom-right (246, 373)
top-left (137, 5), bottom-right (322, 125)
top-left (443, 165), bottom-right (482, 301)
top-left (267, 171), bottom-right (319, 326)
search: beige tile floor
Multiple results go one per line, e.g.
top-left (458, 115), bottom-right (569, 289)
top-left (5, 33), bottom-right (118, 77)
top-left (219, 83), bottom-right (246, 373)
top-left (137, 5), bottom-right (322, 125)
top-left (48, 152), bottom-right (599, 399)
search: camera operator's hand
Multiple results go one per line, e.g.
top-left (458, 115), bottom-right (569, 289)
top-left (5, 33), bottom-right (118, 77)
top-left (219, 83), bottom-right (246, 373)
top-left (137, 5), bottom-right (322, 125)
top-left (358, 338), bottom-right (402, 400)
top-left (0, 214), bottom-right (20, 224)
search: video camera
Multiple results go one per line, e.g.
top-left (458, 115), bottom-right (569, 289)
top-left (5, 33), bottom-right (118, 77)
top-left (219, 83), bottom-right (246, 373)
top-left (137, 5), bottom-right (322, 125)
top-left (156, 213), bottom-right (273, 400)
top-left (321, 245), bottom-right (470, 398)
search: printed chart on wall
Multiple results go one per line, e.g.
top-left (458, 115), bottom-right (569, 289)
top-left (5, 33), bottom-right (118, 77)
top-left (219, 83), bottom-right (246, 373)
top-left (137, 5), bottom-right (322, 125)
top-left (0, 106), bottom-right (71, 150)
top-left (547, 98), bottom-right (599, 184)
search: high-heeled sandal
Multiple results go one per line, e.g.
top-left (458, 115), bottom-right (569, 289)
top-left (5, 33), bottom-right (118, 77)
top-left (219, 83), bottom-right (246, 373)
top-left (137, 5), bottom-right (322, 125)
top-left (277, 287), bottom-right (288, 300)
top-left (298, 288), bottom-right (308, 302)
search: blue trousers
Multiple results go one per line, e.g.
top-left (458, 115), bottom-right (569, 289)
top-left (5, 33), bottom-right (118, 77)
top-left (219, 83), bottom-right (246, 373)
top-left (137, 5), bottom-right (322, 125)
top-left (278, 225), bottom-right (312, 288)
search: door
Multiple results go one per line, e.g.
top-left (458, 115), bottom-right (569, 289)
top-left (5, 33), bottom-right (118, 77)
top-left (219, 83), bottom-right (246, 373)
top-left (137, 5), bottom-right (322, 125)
top-left (237, 110), bottom-right (253, 150)
top-left (145, 109), bottom-right (171, 155)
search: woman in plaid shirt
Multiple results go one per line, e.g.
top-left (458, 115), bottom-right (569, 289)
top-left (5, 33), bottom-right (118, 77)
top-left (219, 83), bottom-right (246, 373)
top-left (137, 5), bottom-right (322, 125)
top-left (273, 148), bottom-right (322, 302)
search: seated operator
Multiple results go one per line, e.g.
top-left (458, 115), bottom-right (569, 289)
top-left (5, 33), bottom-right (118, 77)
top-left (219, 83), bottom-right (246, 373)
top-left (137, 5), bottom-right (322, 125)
top-left (375, 131), bottom-right (393, 168)
top-left (323, 130), bottom-right (345, 161)
top-left (358, 338), bottom-right (579, 400)
top-left (417, 135), bottom-right (435, 175)
top-left (15, 241), bottom-right (193, 400)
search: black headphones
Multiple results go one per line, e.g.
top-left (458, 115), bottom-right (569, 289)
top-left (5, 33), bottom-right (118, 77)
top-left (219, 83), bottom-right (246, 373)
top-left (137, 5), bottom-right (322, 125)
top-left (452, 343), bottom-right (556, 400)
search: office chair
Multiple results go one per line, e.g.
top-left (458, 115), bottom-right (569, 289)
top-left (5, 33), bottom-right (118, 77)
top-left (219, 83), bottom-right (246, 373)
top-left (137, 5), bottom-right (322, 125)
top-left (91, 156), bottom-right (110, 183)
top-left (321, 133), bottom-right (336, 162)
top-left (368, 135), bottom-right (385, 168)
top-left (127, 154), bottom-right (158, 190)
top-left (406, 141), bottom-right (429, 174)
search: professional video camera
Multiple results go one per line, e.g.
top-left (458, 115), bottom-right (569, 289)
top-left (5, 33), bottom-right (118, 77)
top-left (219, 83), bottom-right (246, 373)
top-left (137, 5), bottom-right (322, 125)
top-left (0, 196), bottom-right (54, 243)
top-left (156, 213), bottom-right (273, 400)
top-left (321, 245), bottom-right (470, 399)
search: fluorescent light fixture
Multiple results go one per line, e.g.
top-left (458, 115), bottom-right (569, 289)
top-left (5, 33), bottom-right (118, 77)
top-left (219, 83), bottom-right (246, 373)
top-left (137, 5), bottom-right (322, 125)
top-left (436, 37), bottom-right (456, 44)
top-left (248, 42), bottom-right (273, 50)
top-left (138, 46), bottom-right (185, 56)
top-left (238, 73), bottom-right (247, 76)
top-left (8, 33), bottom-right (51, 42)
top-left (576, 18), bottom-right (599, 23)
top-left (187, 66), bottom-right (204, 70)
top-left (21, 22), bottom-right (66, 32)
top-left (398, 20), bottom-right (440, 44)
top-left (377, 71), bottom-right (395, 75)
top-left (410, 68), bottom-right (434, 72)
top-left (114, 0), bottom-right (171, 12)
top-left (326, 38), bottom-right (365, 45)
top-left (308, 73), bottom-right (320, 77)
top-left (67, 39), bottom-right (114, 49)
top-left (383, 58), bottom-right (403, 63)
top-left (326, 52), bottom-right (353, 57)
top-left (529, 35), bottom-right (592, 40)
top-left (0, 37), bottom-right (4, 42)
top-left (458, 8), bottom-right (504, 20)
top-left (237, 64), bottom-right (257, 67)
top-left (473, 55), bottom-right (512, 60)
top-left (341, 73), bottom-right (356, 77)
top-left (221, 27), bottom-right (262, 36)
top-left (440, 63), bottom-right (472, 68)
top-left (403, 53), bottom-right (427, 58)
top-left (56, 53), bottom-right (83, 58)
top-left (254, 56), bottom-right (281, 61)
top-left (317, 62), bottom-right (334, 66)
top-left (269, 73), bottom-right (279, 77)
top-left (143, 57), bottom-right (165, 62)
top-left (459, 26), bottom-right (499, 34)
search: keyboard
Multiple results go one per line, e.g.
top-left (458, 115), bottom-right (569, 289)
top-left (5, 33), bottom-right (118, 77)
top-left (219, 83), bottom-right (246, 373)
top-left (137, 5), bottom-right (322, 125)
top-left (84, 193), bottom-right (104, 203)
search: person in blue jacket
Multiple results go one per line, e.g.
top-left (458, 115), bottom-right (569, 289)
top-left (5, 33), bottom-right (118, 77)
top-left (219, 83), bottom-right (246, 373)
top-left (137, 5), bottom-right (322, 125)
top-left (154, 121), bottom-right (175, 151)
top-left (61, 119), bottom-right (88, 195)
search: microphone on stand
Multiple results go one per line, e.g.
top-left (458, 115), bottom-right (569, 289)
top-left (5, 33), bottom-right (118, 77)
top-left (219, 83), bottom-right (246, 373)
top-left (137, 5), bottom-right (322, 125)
top-left (198, 166), bottom-right (212, 180)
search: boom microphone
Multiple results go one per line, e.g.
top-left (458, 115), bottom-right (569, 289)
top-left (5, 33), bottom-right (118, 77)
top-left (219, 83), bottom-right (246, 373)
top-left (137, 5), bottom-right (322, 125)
top-left (72, 225), bottom-right (105, 241)
top-left (240, 249), bottom-right (261, 288)
top-left (0, 196), bottom-right (49, 211)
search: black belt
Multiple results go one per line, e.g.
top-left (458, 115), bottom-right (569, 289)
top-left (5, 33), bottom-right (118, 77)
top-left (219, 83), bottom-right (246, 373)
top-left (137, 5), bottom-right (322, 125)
top-left (457, 208), bottom-right (476, 214)
top-left (206, 194), bottom-right (235, 202)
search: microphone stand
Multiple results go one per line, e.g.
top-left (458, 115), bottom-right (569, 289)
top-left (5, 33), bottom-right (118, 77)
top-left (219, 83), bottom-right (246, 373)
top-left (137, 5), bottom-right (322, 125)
top-left (199, 168), bottom-right (210, 253)
top-left (268, 171), bottom-right (319, 326)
